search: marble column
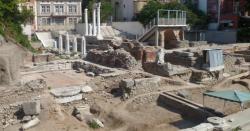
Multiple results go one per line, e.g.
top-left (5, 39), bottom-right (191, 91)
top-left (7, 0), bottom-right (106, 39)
top-left (81, 36), bottom-right (86, 57)
top-left (66, 32), bottom-right (70, 54)
top-left (155, 29), bottom-right (159, 46)
top-left (96, 2), bottom-right (103, 40)
top-left (92, 4), bottom-right (97, 36)
top-left (73, 36), bottom-right (78, 53)
top-left (89, 24), bottom-right (93, 36)
top-left (159, 30), bottom-right (165, 48)
top-left (59, 34), bottom-right (63, 52)
top-left (84, 8), bottom-right (89, 36)
top-left (53, 40), bottom-right (57, 50)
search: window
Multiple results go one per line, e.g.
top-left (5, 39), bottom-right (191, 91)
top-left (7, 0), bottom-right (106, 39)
top-left (68, 5), bottom-right (77, 14)
top-left (41, 5), bottom-right (50, 14)
top-left (54, 18), bottom-right (65, 25)
top-left (68, 17), bottom-right (78, 24)
top-left (40, 18), bottom-right (51, 25)
top-left (233, 1), bottom-right (239, 14)
top-left (55, 5), bottom-right (64, 14)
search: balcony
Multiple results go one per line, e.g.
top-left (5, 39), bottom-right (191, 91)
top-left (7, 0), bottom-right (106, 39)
top-left (137, 10), bottom-right (187, 41)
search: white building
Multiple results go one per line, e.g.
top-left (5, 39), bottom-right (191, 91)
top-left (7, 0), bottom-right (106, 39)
top-left (112, 0), bottom-right (135, 21)
top-left (35, 0), bottom-right (82, 31)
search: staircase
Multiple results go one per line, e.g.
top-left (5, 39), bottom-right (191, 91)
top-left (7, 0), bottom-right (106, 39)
top-left (35, 32), bottom-right (55, 48)
top-left (100, 26), bottom-right (136, 40)
top-left (137, 10), bottom-right (187, 42)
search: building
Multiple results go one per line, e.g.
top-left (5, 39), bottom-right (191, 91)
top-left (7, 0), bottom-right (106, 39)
top-left (112, 0), bottom-right (179, 21)
top-left (196, 0), bottom-right (248, 29)
top-left (19, 0), bottom-right (36, 35)
top-left (112, 0), bottom-right (135, 21)
top-left (35, 0), bottom-right (82, 31)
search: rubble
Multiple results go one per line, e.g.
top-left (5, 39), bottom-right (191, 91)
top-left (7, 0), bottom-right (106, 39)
top-left (86, 72), bottom-right (95, 77)
top-left (22, 116), bottom-right (32, 123)
top-left (24, 79), bottom-right (47, 90)
top-left (81, 86), bottom-right (93, 93)
top-left (22, 101), bottom-right (41, 116)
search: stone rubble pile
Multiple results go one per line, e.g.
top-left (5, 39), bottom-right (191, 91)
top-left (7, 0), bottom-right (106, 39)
top-left (24, 79), bottom-right (47, 91)
top-left (72, 61), bottom-right (113, 76)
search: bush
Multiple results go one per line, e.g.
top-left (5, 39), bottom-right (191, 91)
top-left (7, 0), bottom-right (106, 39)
top-left (88, 121), bottom-right (100, 129)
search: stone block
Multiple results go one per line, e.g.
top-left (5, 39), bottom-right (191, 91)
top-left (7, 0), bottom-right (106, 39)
top-left (22, 101), bottom-right (41, 115)
top-left (120, 79), bottom-right (135, 88)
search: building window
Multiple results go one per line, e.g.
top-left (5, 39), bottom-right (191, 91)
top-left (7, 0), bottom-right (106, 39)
top-left (233, 1), bottom-right (239, 14)
top-left (54, 18), bottom-right (65, 25)
top-left (40, 17), bottom-right (51, 25)
top-left (55, 5), bottom-right (64, 14)
top-left (41, 5), bottom-right (50, 14)
top-left (68, 5), bottom-right (77, 14)
top-left (68, 17), bottom-right (78, 24)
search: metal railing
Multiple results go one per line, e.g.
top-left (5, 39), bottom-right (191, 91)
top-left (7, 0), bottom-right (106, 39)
top-left (137, 10), bottom-right (187, 40)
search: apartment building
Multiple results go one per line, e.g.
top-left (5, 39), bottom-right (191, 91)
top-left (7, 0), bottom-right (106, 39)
top-left (195, 0), bottom-right (248, 29)
top-left (36, 0), bottom-right (82, 31)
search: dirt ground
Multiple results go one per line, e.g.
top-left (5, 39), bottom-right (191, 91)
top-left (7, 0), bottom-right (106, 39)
top-left (1, 65), bottom-right (202, 131)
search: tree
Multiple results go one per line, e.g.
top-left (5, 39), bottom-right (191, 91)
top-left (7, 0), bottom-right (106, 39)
top-left (137, 0), bottom-right (163, 26)
top-left (0, 0), bottom-right (34, 51)
top-left (86, 0), bottom-right (113, 23)
top-left (137, 0), bottom-right (207, 27)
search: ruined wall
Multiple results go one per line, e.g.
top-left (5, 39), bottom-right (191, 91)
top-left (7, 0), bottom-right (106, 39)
top-left (120, 77), bottom-right (183, 98)
top-left (165, 51), bottom-right (202, 68)
top-left (86, 49), bottom-right (138, 69)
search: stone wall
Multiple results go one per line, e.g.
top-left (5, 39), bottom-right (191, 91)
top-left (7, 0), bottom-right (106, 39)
top-left (165, 51), bottom-right (202, 68)
top-left (86, 49), bottom-right (138, 69)
top-left (120, 77), bottom-right (183, 98)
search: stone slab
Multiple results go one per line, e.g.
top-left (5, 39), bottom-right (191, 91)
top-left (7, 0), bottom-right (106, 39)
top-left (50, 86), bottom-right (81, 97)
top-left (55, 94), bottom-right (83, 104)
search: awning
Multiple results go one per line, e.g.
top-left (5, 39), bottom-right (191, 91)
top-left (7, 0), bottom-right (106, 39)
top-left (203, 90), bottom-right (250, 104)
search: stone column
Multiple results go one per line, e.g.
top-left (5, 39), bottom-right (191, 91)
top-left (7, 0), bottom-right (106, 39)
top-left (89, 24), bottom-right (93, 36)
top-left (66, 32), bottom-right (70, 54)
top-left (155, 29), bottom-right (159, 46)
top-left (59, 34), bottom-right (63, 52)
top-left (53, 40), bottom-right (57, 50)
top-left (84, 8), bottom-right (89, 36)
top-left (73, 36), bottom-right (78, 53)
top-left (92, 4), bottom-right (97, 36)
top-left (96, 2), bottom-right (103, 40)
top-left (159, 30), bottom-right (165, 48)
top-left (81, 36), bottom-right (86, 57)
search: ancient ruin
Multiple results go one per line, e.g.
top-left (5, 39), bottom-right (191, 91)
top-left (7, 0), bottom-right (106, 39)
top-left (1, 1), bottom-right (250, 131)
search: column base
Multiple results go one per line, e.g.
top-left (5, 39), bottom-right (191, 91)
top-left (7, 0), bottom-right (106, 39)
top-left (97, 34), bottom-right (103, 40)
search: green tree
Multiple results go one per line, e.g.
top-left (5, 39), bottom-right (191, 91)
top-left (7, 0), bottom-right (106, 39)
top-left (0, 0), bottom-right (34, 51)
top-left (137, 0), bottom-right (207, 27)
top-left (87, 0), bottom-right (113, 23)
